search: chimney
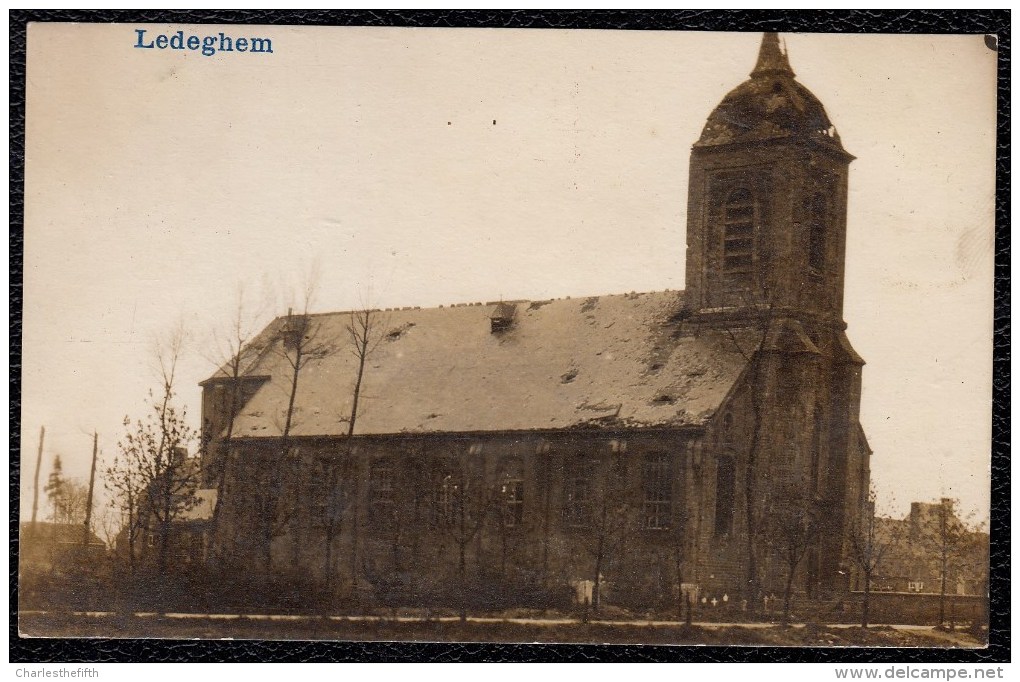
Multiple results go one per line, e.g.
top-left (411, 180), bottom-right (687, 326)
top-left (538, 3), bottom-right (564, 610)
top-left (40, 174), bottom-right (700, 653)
top-left (280, 308), bottom-right (309, 348)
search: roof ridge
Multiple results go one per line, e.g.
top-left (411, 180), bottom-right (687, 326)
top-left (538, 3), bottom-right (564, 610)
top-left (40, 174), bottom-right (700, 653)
top-left (274, 289), bottom-right (685, 320)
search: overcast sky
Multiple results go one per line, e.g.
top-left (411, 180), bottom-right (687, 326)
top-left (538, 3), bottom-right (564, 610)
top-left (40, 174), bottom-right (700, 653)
top-left (22, 25), bottom-right (996, 523)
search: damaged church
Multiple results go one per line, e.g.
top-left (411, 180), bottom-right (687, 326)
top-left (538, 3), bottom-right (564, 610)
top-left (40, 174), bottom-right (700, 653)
top-left (200, 33), bottom-right (872, 610)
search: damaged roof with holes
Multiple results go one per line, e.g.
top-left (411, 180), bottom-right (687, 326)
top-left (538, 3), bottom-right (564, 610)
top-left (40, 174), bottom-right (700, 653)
top-left (219, 291), bottom-right (749, 438)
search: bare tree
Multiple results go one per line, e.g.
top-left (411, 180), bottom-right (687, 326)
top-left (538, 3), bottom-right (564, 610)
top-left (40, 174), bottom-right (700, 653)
top-left (716, 289), bottom-right (779, 613)
top-left (570, 453), bottom-right (636, 617)
top-left (359, 445), bottom-right (428, 605)
top-left (103, 440), bottom-right (146, 574)
top-left (113, 325), bottom-right (200, 575)
top-left (919, 498), bottom-right (978, 629)
top-left (672, 506), bottom-right (694, 624)
top-left (255, 277), bottom-right (335, 577)
top-left (202, 285), bottom-right (266, 562)
top-left (94, 502), bottom-right (121, 551)
top-left (44, 458), bottom-right (90, 526)
top-left (492, 462), bottom-right (528, 585)
top-left (322, 305), bottom-right (385, 590)
top-left (846, 484), bottom-right (900, 628)
top-left (763, 481), bottom-right (822, 624)
top-left (431, 457), bottom-right (497, 622)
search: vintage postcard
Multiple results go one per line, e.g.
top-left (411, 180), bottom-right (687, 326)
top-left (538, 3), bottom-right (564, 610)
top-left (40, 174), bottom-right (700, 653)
top-left (18, 23), bottom-right (996, 647)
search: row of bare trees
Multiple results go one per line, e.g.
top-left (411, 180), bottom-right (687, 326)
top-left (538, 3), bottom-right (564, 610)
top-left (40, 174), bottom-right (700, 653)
top-left (94, 274), bottom-right (365, 579)
top-left (90, 276), bottom-right (987, 626)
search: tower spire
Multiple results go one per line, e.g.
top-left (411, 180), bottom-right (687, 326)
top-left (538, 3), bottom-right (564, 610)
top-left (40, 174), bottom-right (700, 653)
top-left (751, 32), bottom-right (795, 78)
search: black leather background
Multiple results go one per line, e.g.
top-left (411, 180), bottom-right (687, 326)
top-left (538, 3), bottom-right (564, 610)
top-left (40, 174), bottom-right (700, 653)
top-left (8, 9), bottom-right (1010, 664)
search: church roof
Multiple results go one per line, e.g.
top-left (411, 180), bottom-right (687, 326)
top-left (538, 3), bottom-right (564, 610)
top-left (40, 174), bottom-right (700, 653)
top-left (219, 291), bottom-right (749, 439)
top-left (698, 33), bottom-right (845, 151)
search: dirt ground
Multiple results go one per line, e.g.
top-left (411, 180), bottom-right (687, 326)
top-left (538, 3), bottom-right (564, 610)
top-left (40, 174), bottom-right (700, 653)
top-left (18, 612), bottom-right (985, 648)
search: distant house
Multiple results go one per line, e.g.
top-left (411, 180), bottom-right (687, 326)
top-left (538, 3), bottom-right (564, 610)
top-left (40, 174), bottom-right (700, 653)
top-left (201, 33), bottom-right (873, 608)
top-left (116, 452), bottom-right (217, 569)
top-left (868, 499), bottom-right (988, 596)
top-left (20, 521), bottom-right (106, 574)
top-left (167, 488), bottom-right (218, 565)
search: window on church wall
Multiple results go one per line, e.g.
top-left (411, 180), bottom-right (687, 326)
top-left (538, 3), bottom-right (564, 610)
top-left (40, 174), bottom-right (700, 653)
top-left (721, 412), bottom-right (735, 445)
top-left (807, 193), bottom-right (828, 273)
top-left (562, 453), bottom-right (591, 528)
top-left (433, 459), bottom-right (460, 527)
top-left (722, 188), bottom-right (756, 279)
top-left (436, 473), bottom-right (458, 526)
top-left (502, 479), bottom-right (524, 527)
top-left (307, 458), bottom-right (331, 525)
top-left (641, 452), bottom-right (672, 530)
top-left (498, 457), bottom-right (525, 528)
top-left (368, 458), bottom-right (396, 531)
top-left (714, 453), bottom-right (736, 536)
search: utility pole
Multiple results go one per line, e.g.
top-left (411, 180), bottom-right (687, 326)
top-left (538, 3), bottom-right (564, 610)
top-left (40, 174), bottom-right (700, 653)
top-left (30, 426), bottom-right (45, 529)
top-left (83, 432), bottom-right (98, 546)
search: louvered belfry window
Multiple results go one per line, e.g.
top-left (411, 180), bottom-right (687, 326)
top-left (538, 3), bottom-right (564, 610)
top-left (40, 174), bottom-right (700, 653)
top-left (722, 188), bottom-right (755, 278)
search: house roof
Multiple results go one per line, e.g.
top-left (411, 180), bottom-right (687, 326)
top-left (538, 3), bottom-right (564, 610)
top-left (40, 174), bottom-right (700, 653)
top-left (217, 291), bottom-right (750, 439)
top-left (179, 489), bottom-right (218, 522)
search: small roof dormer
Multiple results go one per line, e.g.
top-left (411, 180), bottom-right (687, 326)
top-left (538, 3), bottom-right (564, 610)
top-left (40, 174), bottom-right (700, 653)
top-left (490, 301), bottom-right (517, 334)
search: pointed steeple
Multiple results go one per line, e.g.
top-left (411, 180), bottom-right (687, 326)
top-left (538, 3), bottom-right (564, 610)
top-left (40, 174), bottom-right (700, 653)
top-left (751, 32), bottom-right (795, 78)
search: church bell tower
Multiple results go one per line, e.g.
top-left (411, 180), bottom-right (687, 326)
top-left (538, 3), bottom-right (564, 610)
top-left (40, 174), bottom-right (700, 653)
top-left (684, 33), bottom-right (855, 334)
top-left (685, 34), bottom-right (871, 599)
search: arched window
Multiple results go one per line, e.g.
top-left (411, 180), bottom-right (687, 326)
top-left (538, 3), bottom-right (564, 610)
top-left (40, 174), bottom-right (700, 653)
top-left (714, 453), bottom-right (736, 536)
top-left (562, 453), bottom-right (591, 528)
top-left (369, 458), bottom-right (396, 531)
top-left (499, 458), bottom-right (525, 528)
top-left (434, 458), bottom-right (460, 526)
top-left (807, 193), bottom-right (827, 272)
top-left (641, 452), bottom-right (672, 530)
top-left (723, 189), bottom-right (755, 278)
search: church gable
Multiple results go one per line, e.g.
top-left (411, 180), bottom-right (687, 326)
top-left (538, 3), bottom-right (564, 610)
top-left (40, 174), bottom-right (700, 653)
top-left (221, 291), bottom-right (749, 438)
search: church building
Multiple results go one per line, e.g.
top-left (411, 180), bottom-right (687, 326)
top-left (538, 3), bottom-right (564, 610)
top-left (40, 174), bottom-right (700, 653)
top-left (201, 33), bottom-right (872, 611)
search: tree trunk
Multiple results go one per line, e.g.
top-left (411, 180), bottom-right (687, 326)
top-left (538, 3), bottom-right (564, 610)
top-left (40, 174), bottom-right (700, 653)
top-left (158, 517), bottom-right (171, 576)
top-left (349, 480), bottom-right (360, 590)
top-left (458, 493), bottom-right (468, 622)
top-left (263, 495), bottom-right (275, 579)
top-left (783, 563), bottom-right (795, 624)
top-left (939, 551), bottom-right (948, 627)
top-left (210, 379), bottom-right (240, 565)
top-left (127, 502), bottom-right (137, 576)
top-left (210, 446), bottom-right (232, 562)
top-left (324, 504), bottom-right (339, 591)
top-left (744, 362), bottom-right (765, 612)
top-left (541, 459), bottom-right (551, 588)
top-left (861, 571), bottom-right (871, 629)
top-left (676, 551), bottom-right (684, 622)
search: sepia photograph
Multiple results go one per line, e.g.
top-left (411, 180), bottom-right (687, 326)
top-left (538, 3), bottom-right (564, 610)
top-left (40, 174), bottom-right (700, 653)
top-left (17, 21), bottom-right (997, 649)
